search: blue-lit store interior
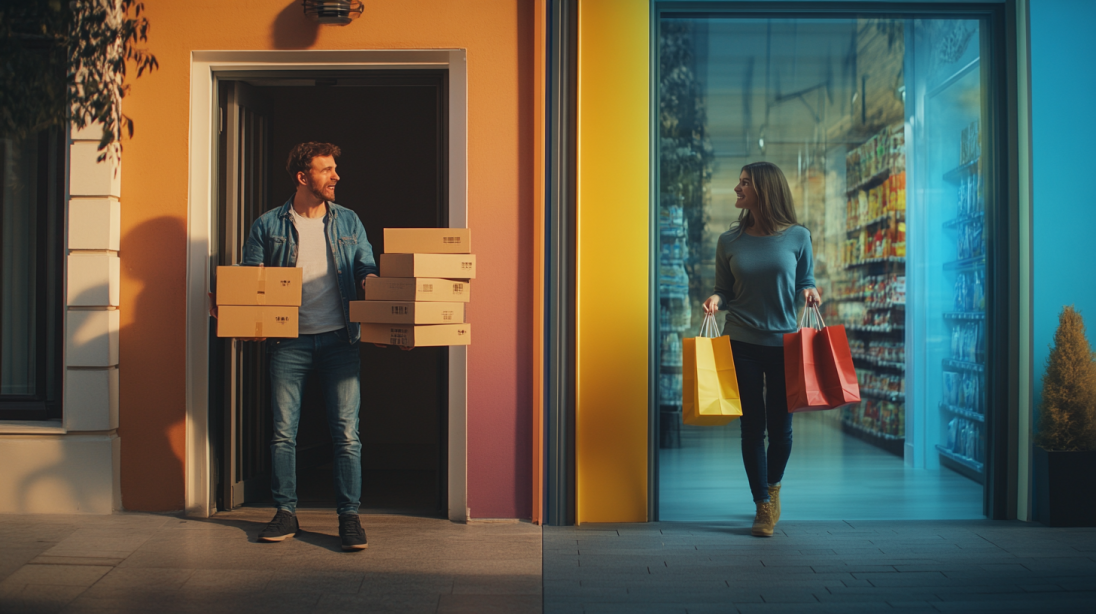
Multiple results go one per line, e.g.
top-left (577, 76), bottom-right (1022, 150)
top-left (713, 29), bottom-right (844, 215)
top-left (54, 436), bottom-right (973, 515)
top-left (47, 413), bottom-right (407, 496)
top-left (657, 15), bottom-right (995, 520)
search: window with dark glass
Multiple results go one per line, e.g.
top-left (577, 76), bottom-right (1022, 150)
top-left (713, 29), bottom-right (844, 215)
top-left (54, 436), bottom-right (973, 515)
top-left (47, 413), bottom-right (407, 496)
top-left (0, 128), bottom-right (64, 420)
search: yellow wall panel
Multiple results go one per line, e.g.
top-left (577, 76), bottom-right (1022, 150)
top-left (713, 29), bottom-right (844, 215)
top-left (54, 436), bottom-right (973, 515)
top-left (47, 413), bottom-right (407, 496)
top-left (576, 0), bottom-right (650, 523)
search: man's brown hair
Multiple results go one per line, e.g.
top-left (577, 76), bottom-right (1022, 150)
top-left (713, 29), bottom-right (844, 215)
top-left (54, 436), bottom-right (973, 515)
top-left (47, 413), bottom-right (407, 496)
top-left (286, 142), bottom-right (341, 184)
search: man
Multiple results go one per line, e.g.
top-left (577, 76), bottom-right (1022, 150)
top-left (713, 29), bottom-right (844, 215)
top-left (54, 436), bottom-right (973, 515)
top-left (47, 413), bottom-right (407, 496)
top-left (238, 142), bottom-right (376, 550)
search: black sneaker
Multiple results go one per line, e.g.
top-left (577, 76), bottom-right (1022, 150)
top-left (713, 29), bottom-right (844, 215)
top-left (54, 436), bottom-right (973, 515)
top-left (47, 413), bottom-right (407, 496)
top-left (258, 509), bottom-right (298, 542)
top-left (338, 514), bottom-right (368, 551)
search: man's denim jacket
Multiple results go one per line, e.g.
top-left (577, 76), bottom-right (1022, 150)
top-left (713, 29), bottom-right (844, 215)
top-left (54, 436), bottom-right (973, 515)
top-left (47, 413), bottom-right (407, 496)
top-left (240, 197), bottom-right (379, 343)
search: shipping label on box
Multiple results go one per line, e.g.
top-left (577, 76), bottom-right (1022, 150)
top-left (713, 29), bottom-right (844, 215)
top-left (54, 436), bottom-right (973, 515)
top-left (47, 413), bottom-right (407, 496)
top-left (216, 266), bottom-right (303, 306)
top-left (379, 253), bottom-right (476, 280)
top-left (360, 323), bottom-right (471, 347)
top-left (364, 277), bottom-right (470, 302)
top-left (217, 306), bottom-right (299, 338)
top-left (384, 228), bottom-right (471, 254)
top-left (350, 301), bottom-right (465, 324)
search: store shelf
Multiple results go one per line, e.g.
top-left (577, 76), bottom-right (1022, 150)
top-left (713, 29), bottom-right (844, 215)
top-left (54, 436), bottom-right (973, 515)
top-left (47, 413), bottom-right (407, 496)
top-left (935, 444), bottom-right (984, 473)
top-left (862, 388), bottom-right (905, 402)
top-left (842, 419), bottom-right (904, 457)
top-left (866, 301), bottom-right (905, 310)
top-left (939, 402), bottom-right (984, 422)
top-left (831, 294), bottom-right (867, 303)
top-left (846, 212), bottom-right (902, 234)
top-left (943, 158), bottom-right (980, 183)
top-left (846, 167), bottom-right (893, 196)
top-left (943, 256), bottom-right (985, 271)
top-left (943, 358), bottom-right (984, 373)
top-left (844, 257), bottom-right (905, 270)
top-left (943, 211), bottom-right (984, 229)
top-left (852, 353), bottom-right (904, 369)
top-left (942, 311), bottom-right (984, 321)
top-left (846, 324), bottom-right (905, 334)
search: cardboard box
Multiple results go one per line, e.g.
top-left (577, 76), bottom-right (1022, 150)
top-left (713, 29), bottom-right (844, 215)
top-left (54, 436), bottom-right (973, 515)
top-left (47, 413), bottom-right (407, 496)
top-left (379, 253), bottom-right (476, 280)
top-left (216, 266), bottom-right (302, 306)
top-left (360, 322), bottom-right (471, 347)
top-left (217, 306), bottom-right (299, 338)
top-left (350, 301), bottom-right (465, 324)
top-left (364, 277), bottom-right (470, 302)
top-left (384, 228), bottom-right (471, 254)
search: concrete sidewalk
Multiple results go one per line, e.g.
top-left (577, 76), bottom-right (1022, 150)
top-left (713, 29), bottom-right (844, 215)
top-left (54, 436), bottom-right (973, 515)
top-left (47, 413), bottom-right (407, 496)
top-left (543, 520), bottom-right (1096, 614)
top-left (4, 511), bottom-right (1096, 614)
top-left (0, 508), bottom-right (542, 614)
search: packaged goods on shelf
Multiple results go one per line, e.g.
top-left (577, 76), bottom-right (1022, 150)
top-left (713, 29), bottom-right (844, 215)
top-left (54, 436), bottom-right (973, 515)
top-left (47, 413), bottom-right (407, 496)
top-left (952, 271), bottom-right (985, 312)
top-left (659, 372), bottom-right (683, 406)
top-left (660, 333), bottom-right (683, 367)
top-left (960, 119), bottom-right (981, 166)
top-left (843, 399), bottom-right (904, 438)
top-left (855, 369), bottom-right (905, 396)
top-left (950, 321), bottom-right (984, 363)
top-left (946, 417), bottom-right (984, 463)
top-left (943, 371), bottom-right (983, 414)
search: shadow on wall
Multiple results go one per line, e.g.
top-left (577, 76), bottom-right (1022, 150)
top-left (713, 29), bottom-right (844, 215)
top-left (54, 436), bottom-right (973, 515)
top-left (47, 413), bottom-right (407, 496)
top-left (271, 0), bottom-right (320, 49)
top-left (120, 215), bottom-right (189, 511)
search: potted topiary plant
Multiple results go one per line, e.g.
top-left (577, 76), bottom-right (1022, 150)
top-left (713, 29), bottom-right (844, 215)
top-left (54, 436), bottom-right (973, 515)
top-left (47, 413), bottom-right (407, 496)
top-left (1033, 305), bottom-right (1096, 527)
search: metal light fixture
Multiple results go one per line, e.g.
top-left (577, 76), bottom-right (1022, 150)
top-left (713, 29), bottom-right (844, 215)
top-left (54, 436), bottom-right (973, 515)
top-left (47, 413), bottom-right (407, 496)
top-left (303, 0), bottom-right (363, 25)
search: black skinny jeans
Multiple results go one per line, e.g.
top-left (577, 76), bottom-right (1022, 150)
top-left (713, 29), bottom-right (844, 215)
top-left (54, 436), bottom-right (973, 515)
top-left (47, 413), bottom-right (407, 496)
top-left (732, 339), bottom-right (793, 503)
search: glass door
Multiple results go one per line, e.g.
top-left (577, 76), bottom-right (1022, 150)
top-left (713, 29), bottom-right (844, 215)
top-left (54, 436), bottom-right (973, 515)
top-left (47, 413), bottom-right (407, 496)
top-left (656, 10), bottom-right (1002, 521)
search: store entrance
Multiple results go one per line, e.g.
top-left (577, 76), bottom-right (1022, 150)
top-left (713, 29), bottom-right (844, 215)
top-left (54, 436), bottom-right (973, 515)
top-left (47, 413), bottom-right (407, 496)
top-left (211, 71), bottom-right (449, 514)
top-left (656, 14), bottom-right (1004, 520)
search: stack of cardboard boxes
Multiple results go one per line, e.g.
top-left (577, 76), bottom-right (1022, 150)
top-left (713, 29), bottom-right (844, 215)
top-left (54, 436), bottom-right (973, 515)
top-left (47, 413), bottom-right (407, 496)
top-left (215, 265), bottom-right (303, 338)
top-left (351, 228), bottom-right (474, 346)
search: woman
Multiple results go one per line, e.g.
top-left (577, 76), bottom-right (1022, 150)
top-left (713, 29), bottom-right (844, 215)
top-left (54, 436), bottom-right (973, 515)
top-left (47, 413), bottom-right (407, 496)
top-left (702, 161), bottom-right (821, 537)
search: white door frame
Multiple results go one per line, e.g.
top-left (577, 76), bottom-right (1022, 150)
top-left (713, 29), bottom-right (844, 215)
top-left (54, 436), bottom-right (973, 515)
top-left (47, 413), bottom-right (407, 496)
top-left (184, 50), bottom-right (468, 521)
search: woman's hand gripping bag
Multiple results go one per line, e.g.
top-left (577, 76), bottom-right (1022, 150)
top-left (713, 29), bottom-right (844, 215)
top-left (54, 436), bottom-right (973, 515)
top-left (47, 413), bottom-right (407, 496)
top-left (682, 314), bottom-right (742, 426)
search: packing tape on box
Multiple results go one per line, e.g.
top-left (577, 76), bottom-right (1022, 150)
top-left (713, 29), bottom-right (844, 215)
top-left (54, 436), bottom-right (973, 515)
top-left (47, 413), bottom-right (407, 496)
top-left (256, 265), bottom-right (267, 304)
top-left (255, 320), bottom-right (263, 338)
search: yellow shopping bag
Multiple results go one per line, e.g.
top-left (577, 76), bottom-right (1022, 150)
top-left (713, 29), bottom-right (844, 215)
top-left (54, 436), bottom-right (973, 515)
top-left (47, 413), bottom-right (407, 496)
top-left (682, 313), bottom-right (742, 426)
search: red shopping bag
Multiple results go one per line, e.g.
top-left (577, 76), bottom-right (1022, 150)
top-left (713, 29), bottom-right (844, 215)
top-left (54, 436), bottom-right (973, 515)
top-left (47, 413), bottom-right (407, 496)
top-left (815, 320), bottom-right (861, 408)
top-left (783, 306), bottom-right (830, 412)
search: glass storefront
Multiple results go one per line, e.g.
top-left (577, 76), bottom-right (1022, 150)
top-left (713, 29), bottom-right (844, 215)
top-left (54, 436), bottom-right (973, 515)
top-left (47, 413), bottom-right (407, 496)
top-left (657, 13), bottom-right (998, 520)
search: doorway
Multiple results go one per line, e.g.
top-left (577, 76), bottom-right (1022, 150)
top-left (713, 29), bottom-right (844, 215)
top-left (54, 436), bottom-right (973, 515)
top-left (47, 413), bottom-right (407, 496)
top-left (211, 71), bottom-right (450, 515)
top-left (654, 10), bottom-right (1009, 521)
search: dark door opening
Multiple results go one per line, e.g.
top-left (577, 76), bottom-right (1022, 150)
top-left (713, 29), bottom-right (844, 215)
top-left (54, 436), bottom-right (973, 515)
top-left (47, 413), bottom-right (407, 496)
top-left (211, 71), bottom-right (450, 515)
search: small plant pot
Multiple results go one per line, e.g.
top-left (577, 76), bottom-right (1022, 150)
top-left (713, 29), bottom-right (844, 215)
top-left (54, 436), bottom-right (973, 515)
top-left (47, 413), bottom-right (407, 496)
top-left (1033, 447), bottom-right (1096, 527)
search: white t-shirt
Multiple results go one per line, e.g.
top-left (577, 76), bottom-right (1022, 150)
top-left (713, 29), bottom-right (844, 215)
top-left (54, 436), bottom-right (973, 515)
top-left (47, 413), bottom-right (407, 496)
top-left (290, 206), bottom-right (345, 335)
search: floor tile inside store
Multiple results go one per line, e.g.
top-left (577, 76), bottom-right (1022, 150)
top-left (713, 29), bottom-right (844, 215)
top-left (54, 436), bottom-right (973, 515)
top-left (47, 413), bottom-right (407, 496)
top-left (660, 412), bottom-right (984, 522)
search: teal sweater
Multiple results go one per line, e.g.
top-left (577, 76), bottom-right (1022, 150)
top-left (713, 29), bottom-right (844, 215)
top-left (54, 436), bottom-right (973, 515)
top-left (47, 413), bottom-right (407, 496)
top-left (713, 225), bottom-right (816, 346)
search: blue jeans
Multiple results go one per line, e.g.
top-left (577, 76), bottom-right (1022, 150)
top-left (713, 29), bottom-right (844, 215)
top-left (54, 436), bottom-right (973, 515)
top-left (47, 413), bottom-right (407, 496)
top-left (732, 339), bottom-right (793, 503)
top-left (268, 329), bottom-right (361, 515)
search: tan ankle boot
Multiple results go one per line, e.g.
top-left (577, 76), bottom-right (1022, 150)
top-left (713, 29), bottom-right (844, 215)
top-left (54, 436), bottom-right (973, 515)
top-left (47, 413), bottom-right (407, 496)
top-left (752, 501), bottom-right (775, 537)
top-left (767, 483), bottom-right (782, 524)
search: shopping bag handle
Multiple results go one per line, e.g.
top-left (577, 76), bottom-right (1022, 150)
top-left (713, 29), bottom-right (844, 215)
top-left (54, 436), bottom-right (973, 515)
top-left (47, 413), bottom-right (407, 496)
top-left (798, 304), bottom-right (826, 331)
top-left (697, 312), bottom-right (721, 338)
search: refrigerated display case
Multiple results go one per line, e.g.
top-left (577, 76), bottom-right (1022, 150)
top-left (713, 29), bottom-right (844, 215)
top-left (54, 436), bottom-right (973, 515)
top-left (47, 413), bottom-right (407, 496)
top-left (908, 21), bottom-right (989, 482)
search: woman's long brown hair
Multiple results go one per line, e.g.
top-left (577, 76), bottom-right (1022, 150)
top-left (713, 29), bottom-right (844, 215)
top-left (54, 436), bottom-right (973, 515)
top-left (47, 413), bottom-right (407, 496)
top-left (730, 161), bottom-right (799, 236)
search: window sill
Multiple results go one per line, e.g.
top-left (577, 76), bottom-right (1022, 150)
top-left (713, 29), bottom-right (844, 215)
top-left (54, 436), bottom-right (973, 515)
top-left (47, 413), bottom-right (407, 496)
top-left (0, 420), bottom-right (66, 435)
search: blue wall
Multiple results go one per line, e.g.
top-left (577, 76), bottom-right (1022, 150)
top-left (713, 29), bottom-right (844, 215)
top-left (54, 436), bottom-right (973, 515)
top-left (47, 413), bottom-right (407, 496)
top-left (1030, 0), bottom-right (1096, 405)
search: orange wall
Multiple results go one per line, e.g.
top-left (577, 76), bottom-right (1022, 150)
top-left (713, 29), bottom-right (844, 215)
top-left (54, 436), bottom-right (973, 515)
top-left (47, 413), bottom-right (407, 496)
top-left (121, 0), bottom-right (534, 515)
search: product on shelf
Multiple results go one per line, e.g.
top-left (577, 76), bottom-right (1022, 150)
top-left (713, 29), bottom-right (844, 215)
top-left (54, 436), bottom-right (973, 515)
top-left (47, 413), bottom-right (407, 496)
top-left (945, 417), bottom-right (984, 464)
top-left (952, 271), bottom-right (985, 312)
top-left (960, 119), bottom-right (981, 167)
top-left (943, 370), bottom-right (983, 414)
top-left (949, 321), bottom-right (984, 363)
top-left (842, 398), bottom-right (904, 438)
top-left (856, 369), bottom-right (905, 395)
